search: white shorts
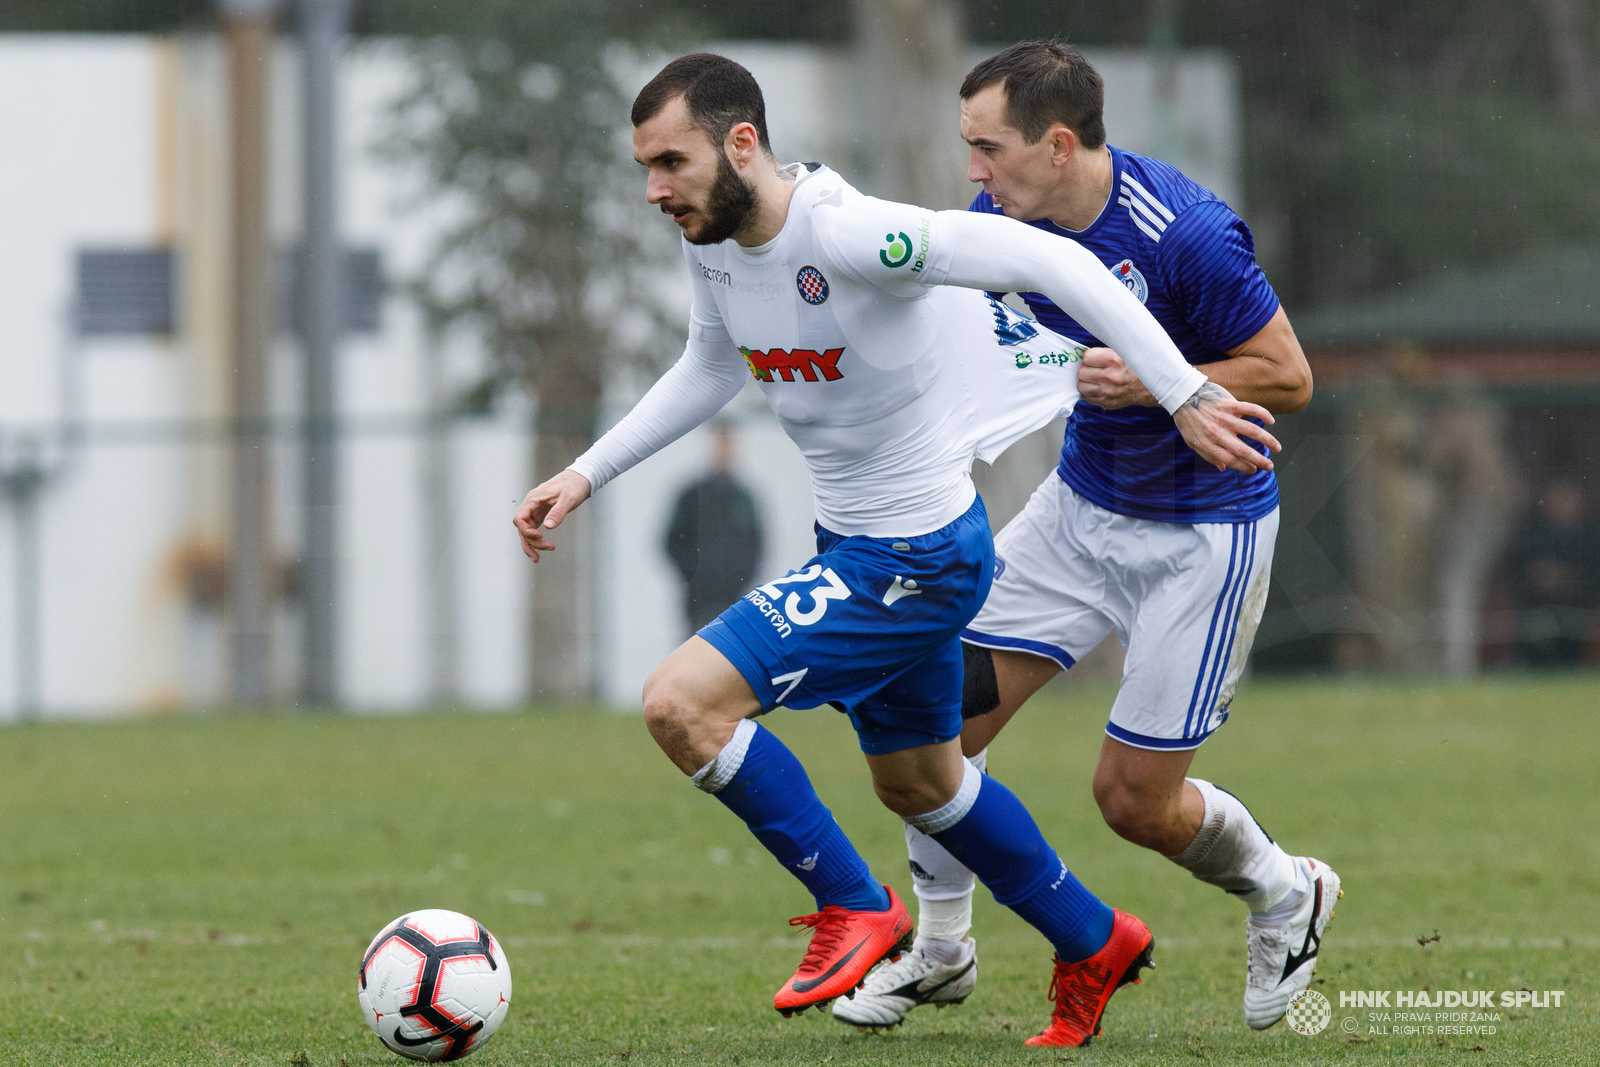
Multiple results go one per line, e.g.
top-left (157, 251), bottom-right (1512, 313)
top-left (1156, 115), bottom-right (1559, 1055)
top-left (963, 475), bottom-right (1277, 751)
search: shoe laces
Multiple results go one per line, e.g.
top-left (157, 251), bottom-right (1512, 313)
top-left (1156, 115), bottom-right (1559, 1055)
top-left (1246, 920), bottom-right (1287, 986)
top-left (789, 906), bottom-right (852, 976)
top-left (1045, 957), bottom-right (1111, 1033)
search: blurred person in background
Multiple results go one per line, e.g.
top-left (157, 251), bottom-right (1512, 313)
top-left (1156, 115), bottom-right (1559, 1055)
top-left (663, 422), bottom-right (764, 635)
top-left (1506, 478), bottom-right (1594, 666)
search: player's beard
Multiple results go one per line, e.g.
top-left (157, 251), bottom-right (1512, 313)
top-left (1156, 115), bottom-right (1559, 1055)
top-left (682, 152), bottom-right (757, 246)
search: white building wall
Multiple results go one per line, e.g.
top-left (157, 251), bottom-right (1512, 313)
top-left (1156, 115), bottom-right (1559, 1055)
top-left (0, 35), bottom-right (531, 718)
top-left (0, 36), bottom-right (1238, 717)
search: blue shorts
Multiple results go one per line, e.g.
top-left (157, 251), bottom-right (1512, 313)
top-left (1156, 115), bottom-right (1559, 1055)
top-left (699, 497), bottom-right (994, 755)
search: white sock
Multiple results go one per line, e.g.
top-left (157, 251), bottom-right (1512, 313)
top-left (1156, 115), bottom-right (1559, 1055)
top-left (689, 719), bottom-right (757, 794)
top-left (1171, 778), bottom-right (1297, 914)
top-left (903, 749), bottom-right (986, 943)
top-left (1253, 861), bottom-right (1310, 925)
top-left (915, 933), bottom-right (973, 966)
top-left (912, 887), bottom-right (973, 943)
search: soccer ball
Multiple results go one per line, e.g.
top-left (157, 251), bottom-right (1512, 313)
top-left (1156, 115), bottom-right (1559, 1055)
top-left (357, 910), bottom-right (512, 1061)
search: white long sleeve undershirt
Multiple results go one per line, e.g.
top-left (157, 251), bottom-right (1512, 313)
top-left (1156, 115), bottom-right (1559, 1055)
top-left (565, 169), bottom-right (1206, 527)
top-left (567, 336), bottom-right (746, 494)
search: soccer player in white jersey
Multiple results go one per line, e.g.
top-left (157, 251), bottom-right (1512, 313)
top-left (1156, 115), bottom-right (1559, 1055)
top-left (513, 54), bottom-right (1278, 1046)
top-left (836, 41), bottom-right (1340, 1035)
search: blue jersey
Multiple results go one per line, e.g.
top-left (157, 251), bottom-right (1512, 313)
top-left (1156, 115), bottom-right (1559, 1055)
top-left (971, 147), bottom-right (1281, 524)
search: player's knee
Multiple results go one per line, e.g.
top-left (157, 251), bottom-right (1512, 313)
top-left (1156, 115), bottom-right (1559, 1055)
top-left (872, 776), bottom-right (954, 818)
top-left (1094, 779), bottom-right (1166, 847)
top-left (1088, 780), bottom-right (1152, 838)
top-left (641, 668), bottom-right (697, 742)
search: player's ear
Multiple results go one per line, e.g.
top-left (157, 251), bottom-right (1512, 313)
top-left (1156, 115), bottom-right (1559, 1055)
top-left (726, 121), bottom-right (762, 165)
top-left (1049, 124), bottom-right (1076, 167)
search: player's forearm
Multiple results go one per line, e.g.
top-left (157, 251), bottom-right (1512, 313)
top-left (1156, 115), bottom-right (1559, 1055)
top-left (568, 339), bottom-right (747, 492)
top-left (1215, 308), bottom-right (1313, 413)
top-left (933, 211), bottom-right (1205, 413)
top-left (1195, 355), bottom-right (1310, 414)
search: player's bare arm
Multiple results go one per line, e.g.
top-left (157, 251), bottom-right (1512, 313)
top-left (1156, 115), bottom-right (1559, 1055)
top-left (512, 470), bottom-right (591, 561)
top-left (1078, 306), bottom-right (1311, 415)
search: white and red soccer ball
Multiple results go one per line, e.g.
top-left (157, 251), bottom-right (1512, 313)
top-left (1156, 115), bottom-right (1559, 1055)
top-left (358, 910), bottom-right (512, 1061)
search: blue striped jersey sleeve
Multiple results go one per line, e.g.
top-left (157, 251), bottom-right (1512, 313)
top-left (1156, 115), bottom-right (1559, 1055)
top-left (1154, 200), bottom-right (1279, 353)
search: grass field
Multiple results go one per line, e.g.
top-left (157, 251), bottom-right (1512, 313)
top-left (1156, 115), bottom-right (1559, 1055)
top-left (2, 674), bottom-right (1597, 1065)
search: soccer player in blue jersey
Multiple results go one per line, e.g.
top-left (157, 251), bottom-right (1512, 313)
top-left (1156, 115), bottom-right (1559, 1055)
top-left (516, 54), bottom-right (1281, 1047)
top-left (838, 41), bottom-right (1341, 1034)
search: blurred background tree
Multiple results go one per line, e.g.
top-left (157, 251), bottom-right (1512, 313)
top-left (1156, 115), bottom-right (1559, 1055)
top-left (11, 0), bottom-right (1599, 310)
top-left (12, 0), bottom-right (1596, 687)
top-left (373, 1), bottom-right (687, 699)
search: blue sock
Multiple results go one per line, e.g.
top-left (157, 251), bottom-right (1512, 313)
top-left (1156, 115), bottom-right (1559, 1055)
top-left (926, 771), bottom-right (1113, 962)
top-left (699, 721), bottom-right (889, 913)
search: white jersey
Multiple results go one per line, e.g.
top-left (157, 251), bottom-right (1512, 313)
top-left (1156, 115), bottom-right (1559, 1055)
top-left (571, 163), bottom-right (1205, 538)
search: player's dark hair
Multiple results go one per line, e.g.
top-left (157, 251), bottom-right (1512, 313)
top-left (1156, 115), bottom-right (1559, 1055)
top-left (632, 53), bottom-right (773, 154)
top-left (960, 40), bottom-right (1106, 149)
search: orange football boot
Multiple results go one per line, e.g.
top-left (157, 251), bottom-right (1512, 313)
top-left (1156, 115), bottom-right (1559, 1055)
top-left (773, 886), bottom-right (914, 1017)
top-left (1024, 908), bottom-right (1155, 1047)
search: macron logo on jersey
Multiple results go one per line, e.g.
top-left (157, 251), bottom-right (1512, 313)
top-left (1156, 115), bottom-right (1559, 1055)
top-left (740, 346), bottom-right (846, 383)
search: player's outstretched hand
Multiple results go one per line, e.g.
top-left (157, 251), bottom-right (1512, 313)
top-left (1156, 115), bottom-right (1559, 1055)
top-left (1171, 381), bottom-right (1280, 475)
top-left (513, 470), bottom-right (592, 562)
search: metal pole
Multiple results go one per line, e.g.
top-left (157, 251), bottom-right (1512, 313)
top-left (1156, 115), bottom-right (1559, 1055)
top-left (299, 0), bottom-right (349, 706)
top-left (224, 0), bottom-right (277, 706)
top-left (9, 439), bottom-right (44, 720)
top-left (1149, 0), bottom-right (1182, 168)
top-left (422, 321), bottom-right (458, 705)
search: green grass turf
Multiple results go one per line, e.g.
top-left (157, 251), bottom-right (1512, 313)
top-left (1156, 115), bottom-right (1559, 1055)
top-left (1, 674), bottom-right (1597, 1065)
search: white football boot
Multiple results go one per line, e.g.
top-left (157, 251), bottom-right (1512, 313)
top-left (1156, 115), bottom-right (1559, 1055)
top-left (1244, 856), bottom-right (1342, 1029)
top-left (831, 939), bottom-right (978, 1030)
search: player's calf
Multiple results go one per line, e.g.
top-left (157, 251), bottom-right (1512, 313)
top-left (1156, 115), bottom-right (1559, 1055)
top-left (1091, 740), bottom-right (1204, 855)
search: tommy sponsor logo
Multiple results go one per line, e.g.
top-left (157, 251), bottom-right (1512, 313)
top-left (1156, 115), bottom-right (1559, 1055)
top-left (701, 265), bottom-right (733, 286)
top-left (740, 346), bottom-right (845, 383)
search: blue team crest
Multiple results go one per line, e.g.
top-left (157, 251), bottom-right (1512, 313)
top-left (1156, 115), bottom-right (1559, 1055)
top-left (796, 265), bottom-right (829, 305)
top-left (986, 294), bottom-right (1039, 346)
top-left (1111, 259), bottom-right (1149, 304)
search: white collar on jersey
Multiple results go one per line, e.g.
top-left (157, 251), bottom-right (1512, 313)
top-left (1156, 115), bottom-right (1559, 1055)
top-left (728, 162), bottom-right (828, 260)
